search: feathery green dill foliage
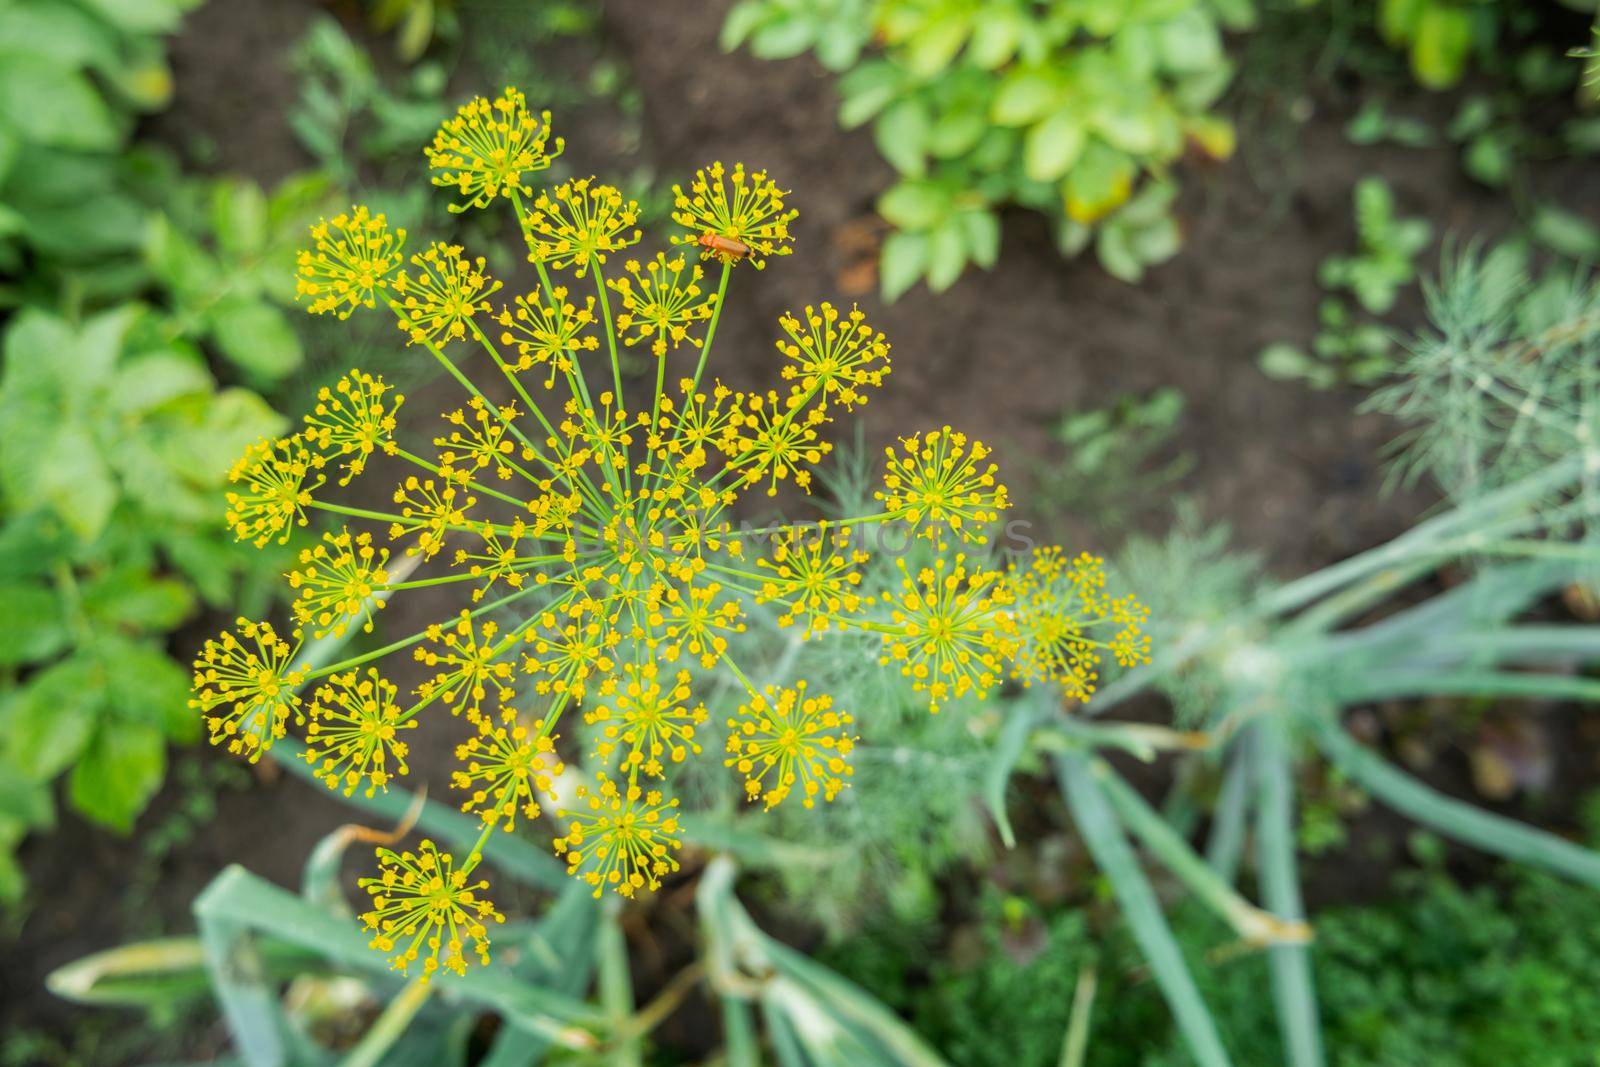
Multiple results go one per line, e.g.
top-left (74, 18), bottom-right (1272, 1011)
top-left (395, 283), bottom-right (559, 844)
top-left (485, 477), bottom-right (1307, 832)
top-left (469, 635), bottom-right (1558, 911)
top-left (721, 0), bottom-right (1251, 296)
top-left (1370, 242), bottom-right (1600, 520)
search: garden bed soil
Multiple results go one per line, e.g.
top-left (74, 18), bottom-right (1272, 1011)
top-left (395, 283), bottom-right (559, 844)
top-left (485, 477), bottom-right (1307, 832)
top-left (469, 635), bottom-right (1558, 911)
top-left (8, 0), bottom-right (1600, 1060)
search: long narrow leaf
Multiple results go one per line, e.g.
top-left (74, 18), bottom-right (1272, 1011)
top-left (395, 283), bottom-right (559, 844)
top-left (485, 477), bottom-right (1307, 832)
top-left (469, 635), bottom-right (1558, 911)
top-left (1314, 718), bottom-right (1600, 887)
top-left (1255, 727), bottom-right (1323, 1067)
top-left (1056, 752), bottom-right (1233, 1067)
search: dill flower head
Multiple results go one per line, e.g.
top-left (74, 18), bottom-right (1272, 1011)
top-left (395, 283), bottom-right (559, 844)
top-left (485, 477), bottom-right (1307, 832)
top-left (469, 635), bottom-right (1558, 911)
top-left (880, 553), bottom-right (1010, 713)
top-left (584, 662), bottom-right (706, 777)
top-left (553, 772), bottom-right (682, 899)
top-left (288, 527), bottom-right (391, 638)
top-left (296, 206), bottom-right (405, 318)
top-left (609, 253), bottom-right (718, 357)
top-left (189, 618), bottom-right (307, 762)
top-left (877, 427), bottom-right (1008, 541)
top-left (453, 707), bottom-right (564, 830)
top-left (240, 99), bottom-right (1156, 915)
top-left (427, 87), bottom-right (563, 211)
top-left (359, 840), bottom-right (504, 980)
top-left (303, 370), bottom-right (401, 485)
top-left (755, 522), bottom-right (868, 633)
top-left (725, 681), bottom-right (856, 810)
top-left (777, 302), bottom-right (890, 410)
top-left (394, 243), bottom-right (502, 346)
top-left (1002, 548), bottom-right (1151, 700)
top-left (671, 161), bottom-right (797, 268)
top-left (496, 287), bottom-right (599, 385)
top-left (303, 668), bottom-right (414, 796)
top-left (225, 435), bottom-right (325, 548)
top-left (520, 178), bottom-right (640, 276)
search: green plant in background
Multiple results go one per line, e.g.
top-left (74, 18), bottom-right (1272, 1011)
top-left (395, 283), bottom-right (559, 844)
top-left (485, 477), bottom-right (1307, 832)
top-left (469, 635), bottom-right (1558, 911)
top-left (0, 306), bottom-right (284, 903)
top-left (1038, 386), bottom-right (1190, 530)
top-left (722, 0), bottom-right (1253, 297)
top-left (1259, 176), bottom-right (1429, 389)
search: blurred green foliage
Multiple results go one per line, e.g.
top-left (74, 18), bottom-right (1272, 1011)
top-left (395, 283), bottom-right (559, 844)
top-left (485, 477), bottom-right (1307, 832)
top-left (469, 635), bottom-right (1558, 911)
top-left (1259, 177), bottom-right (1429, 389)
top-left (721, 0), bottom-right (1252, 297)
top-left (827, 823), bottom-right (1600, 1067)
top-left (0, 0), bottom-right (334, 902)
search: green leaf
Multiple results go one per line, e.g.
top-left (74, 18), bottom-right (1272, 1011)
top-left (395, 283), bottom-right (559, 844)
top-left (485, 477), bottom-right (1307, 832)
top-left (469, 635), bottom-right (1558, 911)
top-left (113, 348), bottom-right (213, 416)
top-left (0, 56), bottom-right (122, 151)
top-left (719, 2), bottom-right (771, 52)
top-left (925, 223), bottom-right (967, 292)
top-left (37, 423), bottom-right (118, 540)
top-left (879, 230), bottom-right (929, 303)
top-left (959, 210), bottom-right (1001, 270)
top-left (1411, 5), bottom-right (1472, 89)
top-left (82, 566), bottom-right (195, 635)
top-left (0, 580), bottom-right (69, 667)
top-left (967, 10), bottom-right (1023, 69)
top-left (878, 181), bottom-right (949, 232)
top-left (902, 17), bottom-right (968, 78)
top-left (9, 657), bottom-right (100, 780)
top-left (69, 721), bottom-right (165, 831)
top-left (837, 61), bottom-right (902, 129)
top-left (207, 299), bottom-right (303, 381)
top-left (991, 68), bottom-right (1061, 126)
top-left (210, 178), bottom-right (269, 259)
top-left (874, 99), bottom-right (931, 177)
top-left (1024, 110), bottom-right (1087, 183)
top-left (1531, 205), bottom-right (1600, 261)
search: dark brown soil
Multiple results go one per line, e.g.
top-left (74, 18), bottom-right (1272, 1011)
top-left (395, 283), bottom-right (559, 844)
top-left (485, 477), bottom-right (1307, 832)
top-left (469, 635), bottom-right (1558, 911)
top-left (8, 0), bottom-right (1600, 1060)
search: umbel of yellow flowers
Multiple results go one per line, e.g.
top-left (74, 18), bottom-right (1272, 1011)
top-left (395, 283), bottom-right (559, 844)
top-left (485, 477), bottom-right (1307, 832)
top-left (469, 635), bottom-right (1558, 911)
top-left (191, 88), bottom-right (1151, 980)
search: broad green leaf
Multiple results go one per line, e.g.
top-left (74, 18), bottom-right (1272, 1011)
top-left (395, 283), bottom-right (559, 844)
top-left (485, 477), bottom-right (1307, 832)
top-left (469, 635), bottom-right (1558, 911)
top-left (96, 635), bottom-right (194, 739)
top-left (1410, 5), bottom-right (1472, 89)
top-left (35, 422), bottom-right (117, 540)
top-left (1379, 0), bottom-right (1424, 43)
top-left (959, 210), bottom-right (1000, 270)
top-left (0, 56), bottom-right (122, 151)
top-left (902, 17), bottom-right (968, 78)
top-left (0, 2), bottom-right (118, 69)
top-left (82, 566), bottom-right (195, 634)
top-left (926, 108), bottom-right (986, 159)
top-left (879, 230), bottom-right (929, 302)
top-left (874, 98), bottom-right (931, 177)
top-left (991, 68), bottom-right (1061, 126)
top-left (76, 0), bottom-right (193, 34)
top-left (210, 178), bottom-right (269, 259)
top-left (967, 10), bottom-right (1022, 69)
top-left (877, 181), bottom-right (949, 231)
top-left (1024, 110), bottom-right (1087, 182)
top-left (69, 720), bottom-right (165, 831)
top-left (719, 1), bottom-right (772, 51)
top-left (1064, 142), bottom-right (1136, 223)
top-left (0, 580), bottom-right (69, 666)
top-left (1531, 205), bottom-right (1600, 261)
top-left (8, 656), bottom-right (100, 780)
top-left (113, 348), bottom-right (213, 415)
top-left (925, 223), bottom-right (967, 292)
top-left (208, 299), bottom-right (303, 381)
top-left (838, 61), bottom-right (903, 128)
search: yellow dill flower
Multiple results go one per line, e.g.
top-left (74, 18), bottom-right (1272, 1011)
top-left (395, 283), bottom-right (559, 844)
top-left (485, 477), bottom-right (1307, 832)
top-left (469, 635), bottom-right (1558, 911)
top-left (394, 243), bottom-right (501, 345)
top-left (359, 840), bottom-right (503, 980)
top-left (225, 435), bottom-right (325, 548)
top-left (777, 302), bottom-right (890, 410)
top-left (453, 706), bottom-right (564, 830)
top-left (303, 370), bottom-right (401, 485)
top-left (553, 772), bottom-right (682, 899)
top-left (296, 206), bottom-right (405, 318)
top-left (585, 662), bottom-right (706, 777)
top-left (520, 178), bottom-right (640, 276)
top-left (303, 668), bottom-right (414, 796)
top-left (427, 87), bottom-right (563, 211)
top-left (437, 397), bottom-right (520, 482)
top-left (660, 581), bottom-right (745, 667)
top-left (730, 389), bottom-right (832, 495)
top-left (609, 253), bottom-right (718, 357)
top-left (880, 553), bottom-right (1010, 713)
top-left (755, 523), bottom-right (868, 633)
top-left (288, 527), bottom-right (391, 638)
top-left (496, 287), bottom-right (599, 387)
top-left (453, 519), bottom-right (532, 602)
top-left (414, 611), bottom-right (515, 723)
top-left (521, 603), bottom-right (618, 700)
top-left (389, 475), bottom-right (474, 559)
top-left (877, 427), bottom-right (1008, 542)
top-left (671, 161), bottom-right (797, 268)
top-left (189, 618), bottom-right (307, 762)
top-left (1001, 548), bottom-right (1150, 700)
top-left (725, 681), bottom-right (855, 810)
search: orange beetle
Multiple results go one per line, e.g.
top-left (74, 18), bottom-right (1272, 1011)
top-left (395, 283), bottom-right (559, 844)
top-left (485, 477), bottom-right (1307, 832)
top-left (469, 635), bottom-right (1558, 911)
top-left (698, 233), bottom-right (750, 260)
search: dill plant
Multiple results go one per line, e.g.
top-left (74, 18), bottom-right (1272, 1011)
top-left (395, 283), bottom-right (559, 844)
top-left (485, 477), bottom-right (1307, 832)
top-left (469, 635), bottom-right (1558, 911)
top-left (192, 88), bottom-right (1151, 982)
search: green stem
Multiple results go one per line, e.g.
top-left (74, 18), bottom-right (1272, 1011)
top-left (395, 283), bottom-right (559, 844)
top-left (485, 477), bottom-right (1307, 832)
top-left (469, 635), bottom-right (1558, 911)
top-left (339, 976), bottom-right (433, 1067)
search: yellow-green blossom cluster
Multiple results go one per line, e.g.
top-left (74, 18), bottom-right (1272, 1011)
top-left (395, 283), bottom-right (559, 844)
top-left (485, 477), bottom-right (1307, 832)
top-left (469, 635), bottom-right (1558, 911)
top-left (194, 92), bottom-right (1151, 973)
